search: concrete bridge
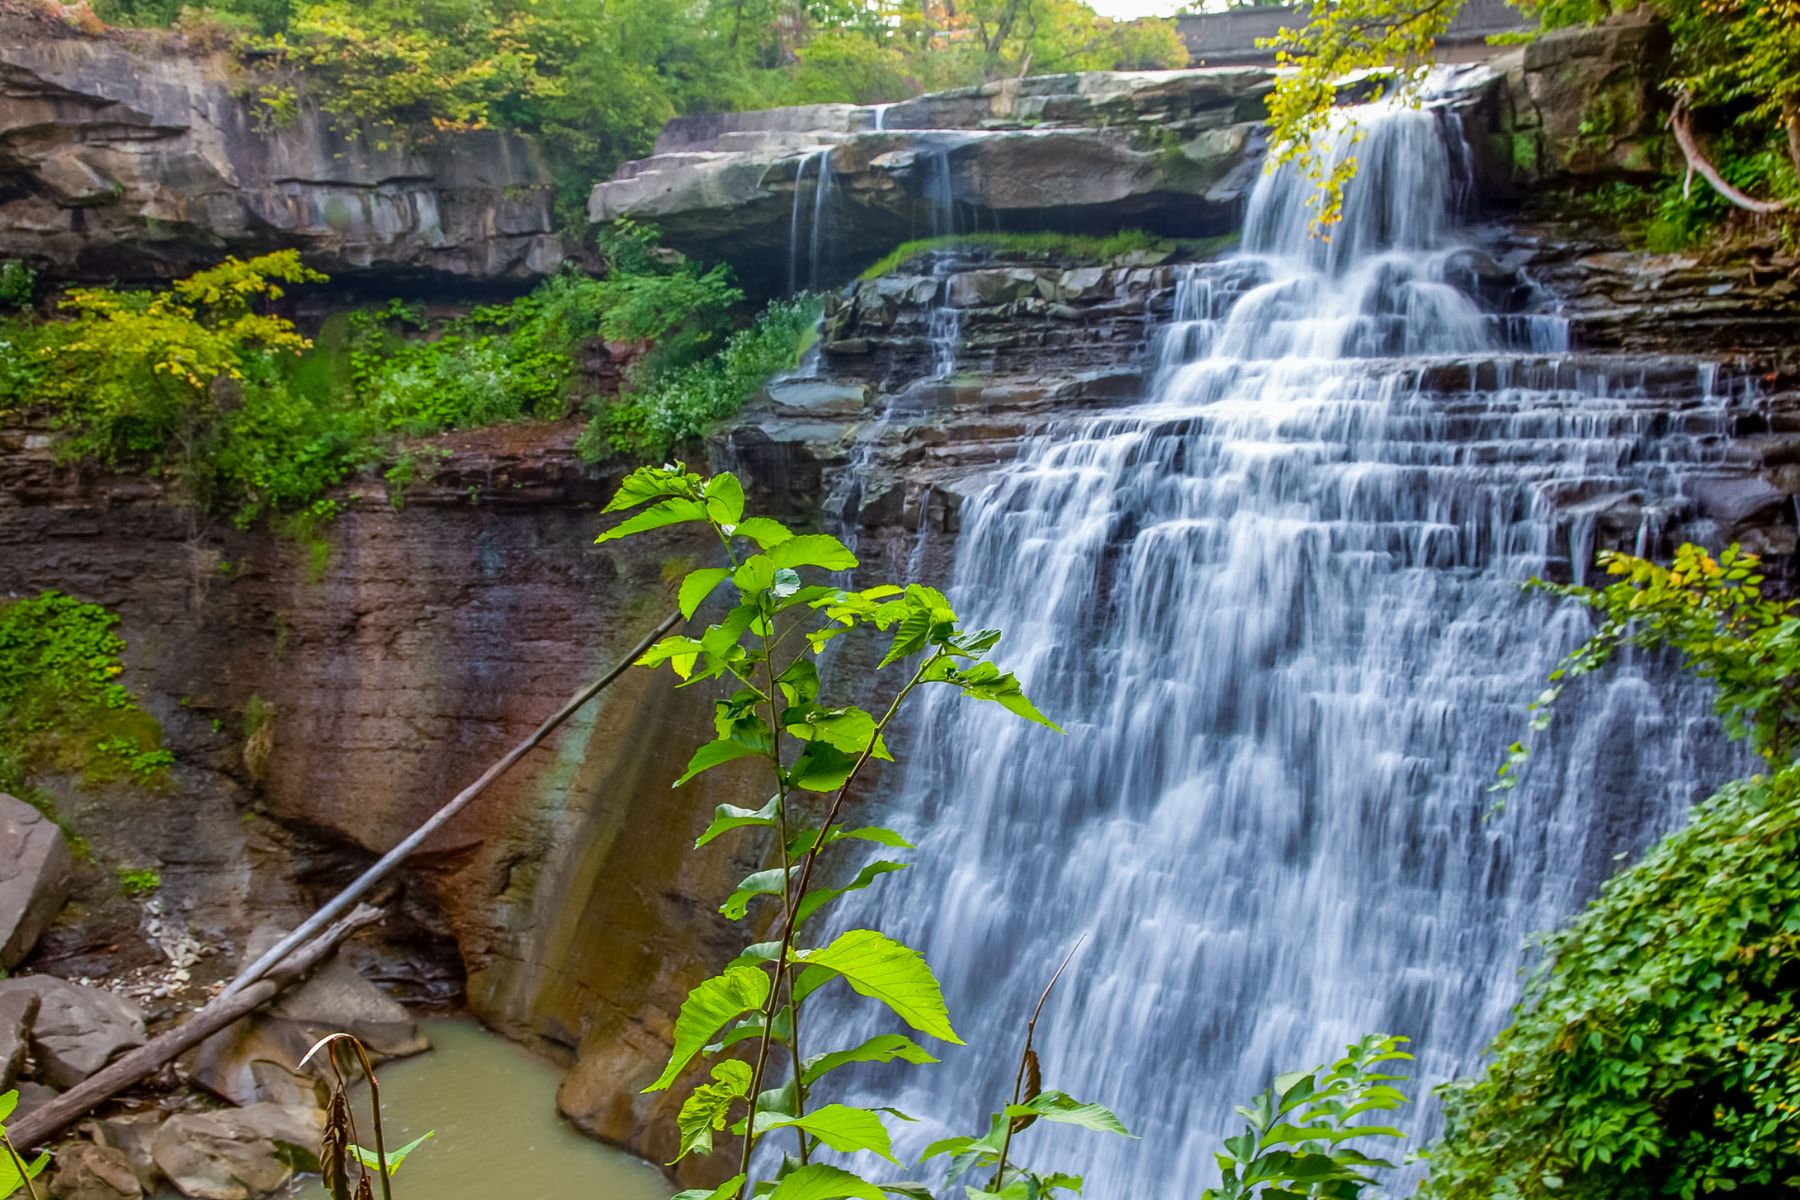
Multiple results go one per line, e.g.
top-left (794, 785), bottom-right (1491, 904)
top-left (1176, 0), bottom-right (1530, 66)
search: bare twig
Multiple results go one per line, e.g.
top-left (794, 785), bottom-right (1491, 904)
top-left (1670, 98), bottom-right (1789, 214)
top-left (990, 935), bottom-right (1087, 1191)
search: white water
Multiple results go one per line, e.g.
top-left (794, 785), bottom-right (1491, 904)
top-left (844, 98), bottom-right (1741, 1196)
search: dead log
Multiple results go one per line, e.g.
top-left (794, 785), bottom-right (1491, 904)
top-left (1670, 97), bottom-right (1789, 214)
top-left (8, 905), bottom-right (382, 1151)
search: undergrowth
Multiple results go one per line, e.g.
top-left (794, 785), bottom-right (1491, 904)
top-left (0, 592), bottom-right (171, 850)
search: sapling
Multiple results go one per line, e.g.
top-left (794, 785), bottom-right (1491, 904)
top-left (596, 463), bottom-right (1133, 1200)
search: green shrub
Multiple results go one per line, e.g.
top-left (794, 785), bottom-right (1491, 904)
top-left (1425, 762), bottom-right (1800, 1200)
top-left (580, 295), bottom-right (821, 461)
top-left (0, 262), bottom-right (34, 311)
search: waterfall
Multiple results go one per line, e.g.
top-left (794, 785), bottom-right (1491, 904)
top-left (842, 98), bottom-right (1743, 1196)
top-left (788, 148), bottom-right (837, 294)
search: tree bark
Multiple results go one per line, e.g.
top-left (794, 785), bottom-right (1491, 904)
top-left (7, 906), bottom-right (382, 1151)
top-left (1670, 98), bottom-right (1789, 214)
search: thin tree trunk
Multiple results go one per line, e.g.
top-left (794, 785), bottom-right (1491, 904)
top-left (1670, 98), bottom-right (1789, 214)
top-left (8, 907), bottom-right (382, 1151)
top-left (220, 609), bottom-right (681, 998)
top-left (1784, 96), bottom-right (1800, 181)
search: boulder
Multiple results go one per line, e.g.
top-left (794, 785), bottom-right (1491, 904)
top-left (84, 1113), bottom-right (166, 1193)
top-left (191, 938), bottom-right (427, 1108)
top-left (0, 977), bottom-right (146, 1090)
top-left (151, 1105), bottom-right (322, 1200)
top-left (0, 987), bottom-right (37, 1091)
top-left (48, 1143), bottom-right (141, 1200)
top-left (0, 793), bottom-right (74, 969)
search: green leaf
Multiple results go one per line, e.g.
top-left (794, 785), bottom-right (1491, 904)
top-left (672, 1174), bottom-right (746, 1200)
top-left (680, 568), bottom-right (733, 620)
top-left (802, 1033), bottom-right (940, 1086)
top-left (790, 706), bottom-right (887, 757)
top-left (794, 860), bottom-right (909, 925)
top-left (766, 1163), bottom-right (887, 1200)
top-left (674, 1060), bottom-right (753, 1163)
top-left (880, 1186), bottom-right (938, 1200)
top-left (789, 741), bottom-right (858, 792)
top-left (595, 497), bottom-right (709, 544)
top-left (767, 533), bottom-right (858, 572)
top-left (756, 1104), bottom-right (900, 1163)
top-left (348, 1131), bottom-right (435, 1176)
top-left (704, 473), bottom-right (745, 525)
top-left (732, 516), bottom-right (794, 548)
top-left (0, 1089), bottom-right (15, 1122)
top-left (643, 965), bottom-right (771, 1092)
top-left (638, 634), bottom-right (706, 680)
top-left (603, 464), bottom-right (702, 514)
top-left (721, 865), bottom-right (795, 920)
top-left (0, 1145), bottom-right (49, 1195)
top-left (943, 661), bottom-right (1061, 731)
top-left (794, 930), bottom-right (962, 1044)
top-left (1004, 1091), bottom-right (1134, 1137)
top-left (697, 796), bottom-right (781, 847)
top-left (675, 738), bottom-right (767, 787)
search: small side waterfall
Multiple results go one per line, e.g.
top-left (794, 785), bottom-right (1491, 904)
top-left (788, 148), bottom-right (837, 294)
top-left (845, 98), bottom-right (1743, 1196)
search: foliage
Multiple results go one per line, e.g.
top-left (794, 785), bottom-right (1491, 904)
top-left (582, 296), bottom-right (821, 461)
top-left (0, 262), bottom-right (33, 312)
top-left (1261, 0), bottom-right (1800, 232)
top-left (117, 866), bottom-right (163, 897)
top-left (6, 251), bottom-right (323, 467)
top-left (598, 463), bottom-right (1128, 1200)
top-left (92, 0), bottom-right (1185, 210)
top-left (1494, 543), bottom-right (1800, 789)
top-left (0, 234), bottom-right (755, 526)
top-left (1201, 1035), bottom-right (1412, 1200)
top-left (0, 1090), bottom-right (51, 1200)
top-left (0, 591), bottom-right (172, 802)
top-left (1424, 761), bottom-right (1800, 1200)
top-left (1428, 542), bottom-right (1800, 1199)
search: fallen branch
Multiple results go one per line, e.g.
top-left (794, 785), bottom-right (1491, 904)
top-left (8, 905), bottom-right (383, 1151)
top-left (1670, 97), bottom-right (1789, 214)
top-left (221, 608), bottom-right (683, 998)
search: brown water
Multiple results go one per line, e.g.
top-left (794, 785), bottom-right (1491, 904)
top-left (371, 1017), bottom-right (670, 1200)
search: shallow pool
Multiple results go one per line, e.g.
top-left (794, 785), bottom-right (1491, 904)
top-left (365, 1017), bottom-right (669, 1200)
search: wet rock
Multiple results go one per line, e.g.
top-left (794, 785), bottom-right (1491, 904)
top-left (151, 1105), bottom-right (323, 1200)
top-left (1687, 474), bottom-right (1787, 526)
top-left (0, 793), bottom-right (74, 969)
top-left (191, 937), bottom-right (428, 1108)
top-left (48, 1143), bottom-right (141, 1200)
top-left (0, 977), bottom-right (146, 1090)
top-left (0, 988), bottom-right (36, 1091)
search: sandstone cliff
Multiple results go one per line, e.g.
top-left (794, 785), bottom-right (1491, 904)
top-left (0, 7), bottom-right (563, 282)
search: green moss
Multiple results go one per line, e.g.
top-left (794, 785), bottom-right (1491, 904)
top-left (0, 593), bottom-right (172, 838)
top-left (855, 229), bottom-right (1177, 281)
top-left (117, 866), bottom-right (162, 897)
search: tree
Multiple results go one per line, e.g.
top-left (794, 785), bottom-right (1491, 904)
top-left (1262, 0), bottom-right (1800, 223)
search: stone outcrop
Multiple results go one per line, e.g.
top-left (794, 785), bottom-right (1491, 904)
top-left (192, 939), bottom-right (428, 1107)
top-left (47, 1143), bottom-right (141, 1200)
top-left (150, 1104), bottom-right (321, 1200)
top-left (0, 8), bottom-right (563, 282)
top-left (0, 793), bottom-right (73, 969)
top-left (0, 987), bottom-right (35, 1091)
top-left (0, 976), bottom-right (146, 1089)
top-left (590, 69), bottom-right (1275, 291)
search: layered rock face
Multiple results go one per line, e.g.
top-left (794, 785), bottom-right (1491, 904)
top-left (590, 70), bottom-right (1275, 291)
top-left (0, 10), bottom-right (563, 282)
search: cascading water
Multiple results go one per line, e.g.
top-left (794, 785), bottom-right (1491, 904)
top-left (844, 96), bottom-right (1744, 1195)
